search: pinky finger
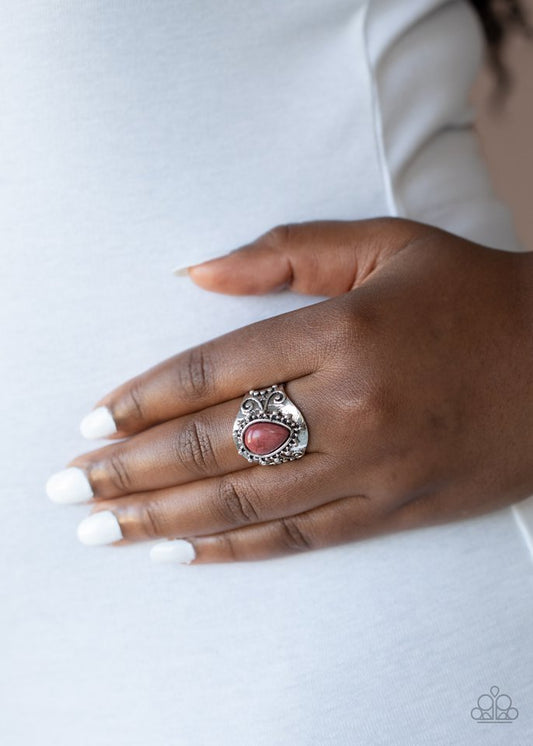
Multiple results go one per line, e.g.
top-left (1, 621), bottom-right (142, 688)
top-left (149, 494), bottom-right (383, 565)
top-left (149, 486), bottom-right (465, 564)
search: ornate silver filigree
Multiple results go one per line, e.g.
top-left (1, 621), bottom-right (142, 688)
top-left (233, 383), bottom-right (308, 465)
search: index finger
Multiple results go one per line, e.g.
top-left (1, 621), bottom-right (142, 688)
top-left (80, 302), bottom-right (331, 440)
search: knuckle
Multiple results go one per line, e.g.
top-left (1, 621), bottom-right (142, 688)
top-left (362, 381), bottom-right (397, 426)
top-left (321, 301), bottom-right (379, 365)
top-left (173, 417), bottom-right (219, 476)
top-left (262, 223), bottom-right (294, 251)
top-left (346, 494), bottom-right (384, 527)
top-left (124, 379), bottom-right (146, 423)
top-left (216, 477), bottom-right (261, 526)
top-left (367, 216), bottom-right (431, 252)
top-left (343, 298), bottom-right (381, 342)
top-left (278, 516), bottom-right (313, 553)
top-left (105, 451), bottom-right (133, 493)
top-left (326, 312), bottom-right (360, 358)
top-left (138, 501), bottom-right (164, 539)
top-left (178, 346), bottom-right (213, 401)
top-left (211, 532), bottom-right (239, 561)
top-left (348, 380), bottom-right (397, 436)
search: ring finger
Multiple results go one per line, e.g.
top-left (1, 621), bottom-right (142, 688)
top-left (46, 378), bottom-right (320, 504)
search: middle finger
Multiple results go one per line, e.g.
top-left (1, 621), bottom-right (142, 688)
top-left (64, 399), bottom-right (256, 502)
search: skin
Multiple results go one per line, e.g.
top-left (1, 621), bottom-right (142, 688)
top-left (67, 217), bottom-right (533, 562)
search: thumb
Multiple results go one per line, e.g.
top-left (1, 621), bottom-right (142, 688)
top-left (179, 218), bottom-right (428, 296)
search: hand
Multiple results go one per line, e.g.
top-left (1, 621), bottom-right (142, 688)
top-left (47, 218), bottom-right (533, 563)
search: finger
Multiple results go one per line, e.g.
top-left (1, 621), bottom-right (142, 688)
top-left (172, 494), bottom-right (383, 563)
top-left (83, 305), bottom-right (330, 439)
top-left (75, 453), bottom-right (346, 545)
top-left (186, 218), bottom-right (428, 296)
top-left (66, 399), bottom-right (253, 501)
top-left (150, 486), bottom-right (453, 564)
top-left (64, 378), bottom-right (322, 501)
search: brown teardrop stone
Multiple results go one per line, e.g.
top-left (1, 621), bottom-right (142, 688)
top-left (243, 422), bottom-right (290, 456)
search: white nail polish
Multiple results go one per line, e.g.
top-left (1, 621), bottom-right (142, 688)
top-left (150, 540), bottom-right (196, 565)
top-left (80, 406), bottom-right (117, 439)
top-left (46, 466), bottom-right (94, 504)
top-left (172, 265), bottom-right (191, 277)
top-left (77, 511), bottom-right (122, 546)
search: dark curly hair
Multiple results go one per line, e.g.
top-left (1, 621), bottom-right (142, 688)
top-left (468, 0), bottom-right (532, 99)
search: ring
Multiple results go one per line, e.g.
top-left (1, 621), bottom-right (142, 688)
top-left (233, 384), bottom-right (308, 465)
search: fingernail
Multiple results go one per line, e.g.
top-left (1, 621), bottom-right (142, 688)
top-left (172, 265), bottom-right (190, 277)
top-left (77, 510), bottom-right (123, 546)
top-left (150, 539), bottom-right (196, 564)
top-left (80, 406), bottom-right (117, 439)
top-left (46, 466), bottom-right (94, 504)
